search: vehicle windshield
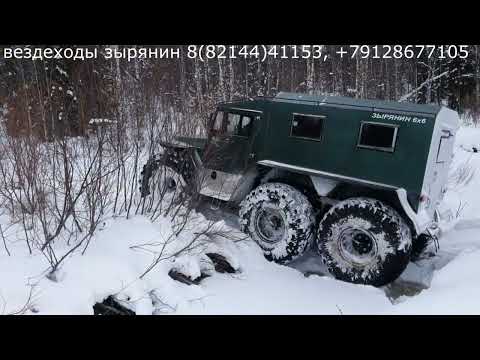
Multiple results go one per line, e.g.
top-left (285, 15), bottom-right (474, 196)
top-left (211, 109), bottom-right (256, 139)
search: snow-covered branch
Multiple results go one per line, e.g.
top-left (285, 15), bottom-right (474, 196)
top-left (399, 69), bottom-right (458, 102)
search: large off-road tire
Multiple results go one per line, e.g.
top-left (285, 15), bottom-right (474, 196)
top-left (239, 183), bottom-right (316, 264)
top-left (139, 147), bottom-right (196, 199)
top-left (139, 150), bottom-right (194, 214)
top-left (317, 198), bottom-right (412, 287)
top-left (142, 162), bottom-right (188, 213)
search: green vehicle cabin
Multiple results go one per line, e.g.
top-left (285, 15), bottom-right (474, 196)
top-left (141, 92), bottom-right (460, 287)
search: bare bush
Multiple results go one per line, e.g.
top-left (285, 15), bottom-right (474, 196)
top-left (2, 283), bottom-right (39, 315)
top-left (0, 53), bottom-right (220, 282)
top-left (449, 157), bottom-right (476, 190)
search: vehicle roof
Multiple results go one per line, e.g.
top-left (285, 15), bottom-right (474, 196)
top-left (273, 92), bottom-right (441, 116)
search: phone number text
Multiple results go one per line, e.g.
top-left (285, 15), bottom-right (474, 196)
top-left (187, 45), bottom-right (470, 62)
top-left (187, 45), bottom-right (328, 62)
top-left (338, 45), bottom-right (469, 59)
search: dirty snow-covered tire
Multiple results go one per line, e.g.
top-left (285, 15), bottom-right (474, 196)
top-left (140, 160), bottom-right (188, 212)
top-left (317, 198), bottom-right (412, 287)
top-left (239, 183), bottom-right (316, 264)
top-left (153, 165), bottom-right (187, 197)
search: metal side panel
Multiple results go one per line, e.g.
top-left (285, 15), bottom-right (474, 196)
top-left (198, 167), bottom-right (244, 201)
top-left (419, 107), bottom-right (460, 219)
top-left (257, 160), bottom-right (398, 190)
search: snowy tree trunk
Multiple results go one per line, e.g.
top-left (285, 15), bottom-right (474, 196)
top-left (265, 57), bottom-right (271, 96)
top-left (256, 59), bottom-right (262, 96)
top-left (244, 58), bottom-right (248, 97)
top-left (194, 58), bottom-right (202, 111)
top-left (290, 58), bottom-right (295, 92)
top-left (306, 57), bottom-right (314, 95)
top-left (134, 58), bottom-right (139, 82)
top-left (204, 58), bottom-right (210, 94)
top-left (337, 53), bottom-right (344, 96)
top-left (276, 60), bottom-right (281, 94)
top-left (426, 58), bottom-right (435, 104)
top-left (218, 58), bottom-right (226, 102)
top-left (476, 45), bottom-right (480, 113)
top-left (385, 59), bottom-right (390, 100)
top-left (355, 55), bottom-right (360, 98)
top-left (108, 45), bottom-right (122, 95)
top-left (229, 51), bottom-right (234, 100)
top-left (179, 46), bottom-right (187, 108)
top-left (355, 56), bottom-right (366, 99)
top-left (394, 59), bottom-right (399, 100)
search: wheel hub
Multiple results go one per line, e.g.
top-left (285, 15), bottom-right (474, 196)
top-left (255, 207), bottom-right (286, 244)
top-left (165, 177), bottom-right (177, 191)
top-left (338, 227), bottom-right (377, 267)
top-left (352, 232), bottom-right (374, 255)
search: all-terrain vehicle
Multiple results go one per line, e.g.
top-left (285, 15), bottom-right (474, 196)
top-left (140, 92), bottom-right (460, 287)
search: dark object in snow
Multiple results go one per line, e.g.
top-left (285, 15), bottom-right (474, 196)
top-left (303, 271), bottom-right (326, 278)
top-left (206, 253), bottom-right (236, 274)
top-left (384, 280), bottom-right (427, 302)
top-left (93, 295), bottom-right (135, 315)
top-left (460, 144), bottom-right (480, 153)
top-left (168, 269), bottom-right (209, 286)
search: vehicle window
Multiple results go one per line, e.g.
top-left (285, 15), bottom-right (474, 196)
top-left (238, 115), bottom-right (253, 137)
top-left (291, 114), bottom-right (324, 140)
top-left (226, 113), bottom-right (241, 135)
top-left (358, 122), bottom-right (398, 152)
top-left (213, 111), bottom-right (224, 131)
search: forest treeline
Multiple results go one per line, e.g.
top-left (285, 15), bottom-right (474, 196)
top-left (1, 45), bottom-right (479, 139)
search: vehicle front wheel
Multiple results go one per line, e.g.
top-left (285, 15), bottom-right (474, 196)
top-left (139, 156), bottom-right (188, 214)
top-left (239, 183), bottom-right (316, 264)
top-left (317, 198), bottom-right (412, 287)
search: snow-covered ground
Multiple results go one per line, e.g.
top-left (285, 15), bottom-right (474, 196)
top-left (1, 126), bottom-right (480, 315)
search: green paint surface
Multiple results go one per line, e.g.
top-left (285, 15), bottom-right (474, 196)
top-left (186, 93), bottom-right (440, 210)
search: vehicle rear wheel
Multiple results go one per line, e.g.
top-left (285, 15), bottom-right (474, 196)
top-left (317, 198), bottom-right (412, 287)
top-left (239, 183), bottom-right (316, 264)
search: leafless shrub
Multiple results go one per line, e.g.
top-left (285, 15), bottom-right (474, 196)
top-left (0, 105), bottom-right (123, 276)
top-left (133, 214), bottom-right (238, 280)
top-left (0, 223), bottom-right (10, 256)
top-left (0, 55), bottom-right (219, 282)
top-left (455, 200), bottom-right (468, 219)
top-left (2, 283), bottom-right (39, 315)
top-left (448, 157), bottom-right (476, 190)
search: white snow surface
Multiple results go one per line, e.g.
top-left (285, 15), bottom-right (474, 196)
top-left (2, 126), bottom-right (480, 315)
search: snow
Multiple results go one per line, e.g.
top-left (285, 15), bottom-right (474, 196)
top-left (173, 241), bottom-right (391, 315)
top-left (310, 176), bottom-right (338, 196)
top-left (391, 247), bottom-right (480, 315)
top-left (56, 66), bottom-right (68, 78)
top-left (2, 126), bottom-right (480, 314)
top-left (89, 118), bottom-right (116, 125)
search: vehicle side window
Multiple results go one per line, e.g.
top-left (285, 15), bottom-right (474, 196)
top-left (226, 113), bottom-right (241, 135)
top-left (357, 122), bottom-right (398, 152)
top-left (213, 111), bottom-right (224, 132)
top-left (290, 114), bottom-right (324, 140)
top-left (238, 115), bottom-right (253, 137)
